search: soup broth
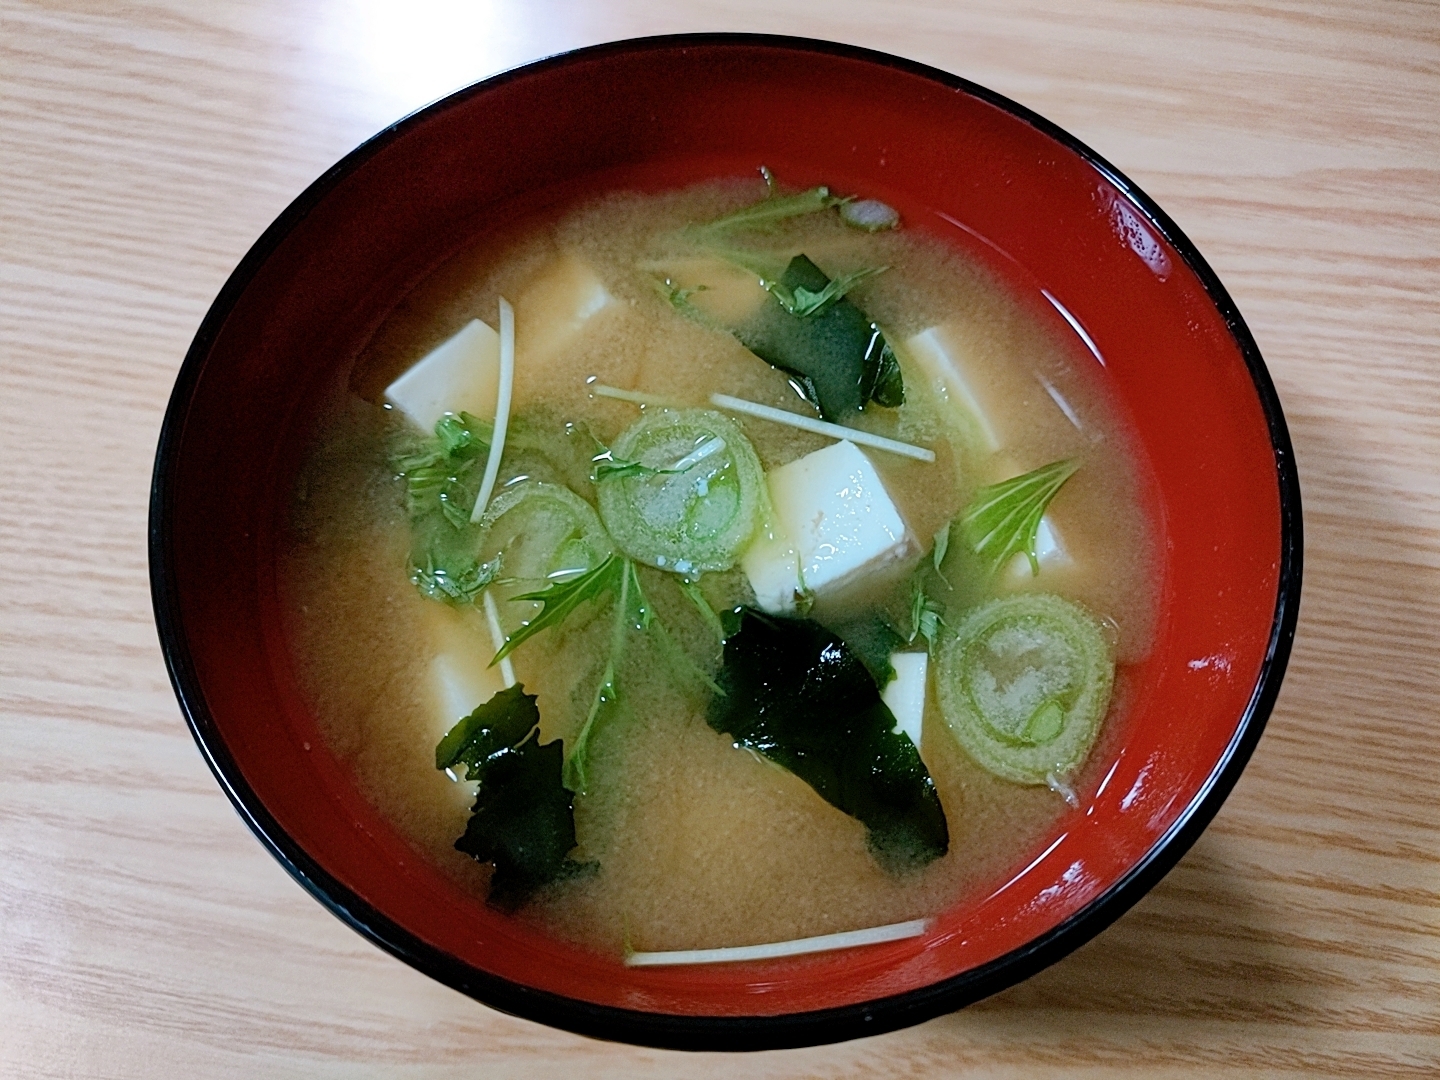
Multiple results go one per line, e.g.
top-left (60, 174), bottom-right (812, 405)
top-left (278, 177), bottom-right (1158, 957)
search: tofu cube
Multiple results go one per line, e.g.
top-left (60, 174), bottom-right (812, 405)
top-left (419, 604), bottom-right (508, 802)
top-left (740, 523), bottom-right (804, 614)
top-left (882, 651), bottom-right (929, 748)
top-left (514, 253), bottom-right (617, 367)
top-left (422, 604), bottom-right (507, 738)
top-left (742, 440), bottom-right (911, 613)
top-left (903, 326), bottom-right (1002, 453)
top-left (384, 318), bottom-right (500, 433)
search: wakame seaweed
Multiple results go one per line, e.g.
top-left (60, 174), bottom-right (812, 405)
top-left (829, 612), bottom-right (907, 688)
top-left (737, 255), bottom-right (904, 421)
top-left (436, 685), bottom-right (589, 909)
top-left (708, 610), bottom-right (949, 871)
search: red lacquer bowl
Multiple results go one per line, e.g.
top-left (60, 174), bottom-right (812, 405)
top-left (150, 35), bottom-right (1301, 1050)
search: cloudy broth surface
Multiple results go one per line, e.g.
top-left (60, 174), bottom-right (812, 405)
top-left (278, 178), bottom-right (1158, 956)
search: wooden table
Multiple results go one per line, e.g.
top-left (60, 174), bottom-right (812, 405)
top-left (4, 2), bottom-right (1437, 1075)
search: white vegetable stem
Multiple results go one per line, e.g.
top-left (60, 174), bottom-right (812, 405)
top-left (470, 297), bottom-right (516, 523)
top-left (588, 381), bottom-right (678, 408)
top-left (624, 918), bottom-right (929, 967)
top-left (481, 591), bottom-right (517, 688)
top-left (709, 394), bottom-right (936, 462)
top-left (669, 436), bottom-right (725, 472)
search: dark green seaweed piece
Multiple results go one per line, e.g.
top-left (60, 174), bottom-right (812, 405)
top-left (737, 256), bottom-right (904, 420)
top-left (709, 610), bottom-right (949, 871)
top-left (436, 685), bottom-right (589, 909)
top-left (737, 255), bottom-right (904, 421)
top-left (829, 612), bottom-right (906, 688)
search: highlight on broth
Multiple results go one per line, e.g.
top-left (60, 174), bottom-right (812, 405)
top-left (280, 170), bottom-right (1157, 965)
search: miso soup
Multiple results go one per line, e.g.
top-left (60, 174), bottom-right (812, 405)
top-left (278, 175), bottom-right (1158, 961)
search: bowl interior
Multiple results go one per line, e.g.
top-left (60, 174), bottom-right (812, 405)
top-left (155, 38), bottom-right (1290, 1038)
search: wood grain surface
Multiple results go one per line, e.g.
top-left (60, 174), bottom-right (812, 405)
top-left (3, 1), bottom-right (1437, 1076)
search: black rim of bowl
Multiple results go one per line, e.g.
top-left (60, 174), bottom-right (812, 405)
top-left (149, 32), bottom-right (1303, 1053)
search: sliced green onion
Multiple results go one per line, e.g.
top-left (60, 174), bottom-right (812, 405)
top-left (476, 481), bottom-right (612, 634)
top-left (596, 409), bottom-right (766, 575)
top-left (936, 594), bottom-right (1114, 787)
top-left (469, 297), bottom-right (516, 523)
top-left (709, 393), bottom-right (935, 462)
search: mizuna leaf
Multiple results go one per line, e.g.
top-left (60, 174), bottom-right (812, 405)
top-left (491, 554), bottom-right (623, 664)
top-left (690, 168), bottom-right (845, 235)
top-left (961, 459), bottom-right (1080, 575)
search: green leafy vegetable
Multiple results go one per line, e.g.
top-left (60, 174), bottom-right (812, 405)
top-left (709, 609), bottom-right (949, 871)
top-left (657, 278), bottom-right (708, 315)
top-left (672, 172), bottom-right (908, 418)
top-left (679, 579), bottom-right (728, 642)
top-left (487, 548), bottom-right (709, 793)
top-left (492, 554), bottom-right (623, 665)
top-left (411, 553), bottom-right (501, 605)
top-left (691, 168), bottom-right (845, 235)
top-left (391, 412), bottom-right (497, 605)
top-left (392, 411), bottom-right (493, 522)
top-left (935, 593), bottom-right (1114, 786)
top-left (436, 685), bottom-right (588, 909)
top-left (561, 559), bottom-right (724, 792)
top-left (648, 614), bottom-right (725, 697)
top-left (961, 459), bottom-right (1080, 574)
top-left (590, 434), bottom-right (728, 484)
top-left (735, 255), bottom-right (904, 420)
top-left (932, 523), bottom-right (951, 575)
top-left (567, 659), bottom-right (619, 796)
top-left (563, 559), bottom-right (662, 793)
top-left (434, 411), bottom-right (492, 457)
top-left (908, 580), bottom-right (945, 651)
top-left (763, 265), bottom-right (887, 319)
top-left (590, 457), bottom-right (658, 484)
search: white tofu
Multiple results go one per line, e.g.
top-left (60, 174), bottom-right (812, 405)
top-left (903, 326), bottom-right (1002, 453)
top-left (882, 651), bottom-right (928, 748)
top-left (419, 604), bottom-right (509, 802)
top-left (423, 604), bottom-right (508, 740)
top-left (742, 440), bottom-right (911, 613)
top-left (999, 514), bottom-right (1074, 585)
top-left (384, 318), bottom-right (500, 433)
top-left (514, 253), bottom-right (617, 367)
top-left (740, 523), bottom-right (804, 614)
